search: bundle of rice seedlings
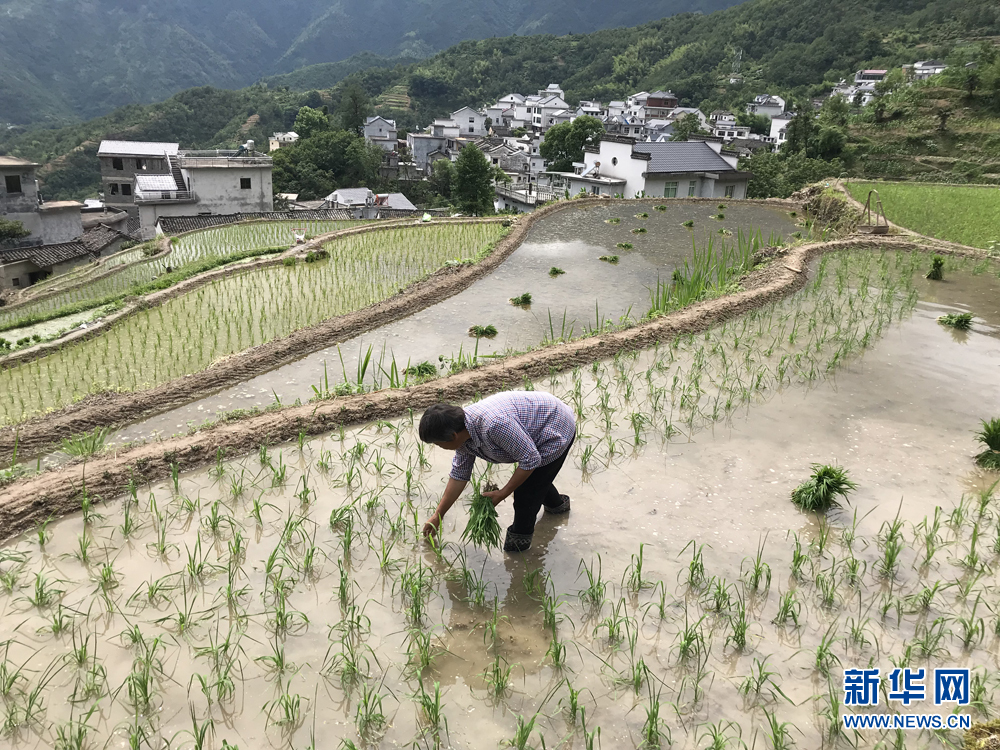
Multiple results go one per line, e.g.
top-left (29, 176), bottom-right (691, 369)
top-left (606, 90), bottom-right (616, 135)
top-left (938, 312), bottom-right (973, 330)
top-left (926, 256), bottom-right (945, 280)
top-left (509, 293), bottom-right (532, 307)
top-left (598, 255), bottom-right (620, 264)
top-left (468, 324), bottom-right (498, 338)
top-left (713, 213), bottom-right (725, 220)
top-left (974, 417), bottom-right (1000, 470)
top-left (635, 213), bottom-right (649, 219)
top-left (462, 482), bottom-right (502, 550)
top-left (548, 267), bottom-right (565, 277)
top-left (654, 205), bottom-right (667, 211)
top-left (717, 204), bottom-right (727, 210)
top-left (616, 242), bottom-right (633, 250)
top-left (682, 220), bottom-right (694, 228)
top-left (791, 464), bottom-right (857, 511)
top-left (605, 218), bottom-right (621, 225)
top-left (404, 361), bottom-right (437, 377)
top-left (631, 227), bottom-right (647, 234)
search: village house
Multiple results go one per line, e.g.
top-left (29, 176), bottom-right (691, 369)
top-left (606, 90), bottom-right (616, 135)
top-left (769, 112), bottom-right (794, 146)
top-left (321, 187), bottom-right (416, 218)
top-left (541, 135), bottom-right (750, 200)
top-left (746, 94), bottom-right (786, 120)
top-left (99, 140), bottom-right (274, 239)
top-left (904, 60), bottom-right (947, 80)
top-left (452, 107), bottom-right (488, 136)
top-left (644, 91), bottom-right (680, 119)
top-left (268, 132), bottom-right (299, 151)
top-left (363, 117), bottom-right (398, 152)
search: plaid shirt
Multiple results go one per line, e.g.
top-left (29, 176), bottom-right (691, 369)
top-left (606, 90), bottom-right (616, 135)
top-left (450, 391), bottom-right (576, 482)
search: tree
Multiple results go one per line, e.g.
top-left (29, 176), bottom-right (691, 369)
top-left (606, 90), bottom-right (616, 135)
top-left (346, 138), bottom-right (386, 187)
top-left (429, 158), bottom-right (456, 199)
top-left (670, 112), bottom-right (710, 141)
top-left (538, 115), bottom-right (605, 172)
top-left (736, 111), bottom-right (770, 136)
top-left (293, 106), bottom-right (330, 140)
top-left (819, 94), bottom-right (850, 128)
top-left (271, 129), bottom-right (363, 199)
top-left (0, 219), bottom-right (30, 244)
top-left (340, 84), bottom-right (371, 136)
top-left (783, 104), bottom-right (815, 154)
top-left (453, 145), bottom-right (494, 215)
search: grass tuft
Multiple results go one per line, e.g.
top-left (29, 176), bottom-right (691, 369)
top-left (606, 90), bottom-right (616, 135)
top-left (791, 464), bottom-right (858, 512)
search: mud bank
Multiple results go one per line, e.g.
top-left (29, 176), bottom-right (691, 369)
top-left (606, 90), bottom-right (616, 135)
top-left (4, 231), bottom-right (990, 540)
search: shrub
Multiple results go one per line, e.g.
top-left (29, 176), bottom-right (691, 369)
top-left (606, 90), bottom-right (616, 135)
top-left (791, 464), bottom-right (858, 511)
top-left (974, 417), bottom-right (1000, 470)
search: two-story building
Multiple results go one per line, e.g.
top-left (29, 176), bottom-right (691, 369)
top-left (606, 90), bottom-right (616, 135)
top-left (268, 132), bottom-right (299, 151)
top-left (541, 136), bottom-right (750, 200)
top-left (363, 117), bottom-right (398, 152)
top-left (746, 95), bottom-right (786, 120)
top-left (644, 91), bottom-right (680, 119)
top-left (452, 107), bottom-right (488, 137)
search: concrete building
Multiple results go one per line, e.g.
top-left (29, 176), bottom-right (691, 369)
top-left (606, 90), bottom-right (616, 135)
top-left (268, 132), bottom-right (300, 151)
top-left (770, 113), bottom-right (794, 147)
top-left (1, 155), bottom-right (85, 247)
top-left (321, 187), bottom-right (416, 218)
top-left (452, 107), bottom-right (488, 137)
top-left (363, 117), bottom-right (398, 151)
top-left (99, 140), bottom-right (273, 238)
top-left (746, 95), bottom-right (786, 120)
top-left (644, 91), bottom-right (680, 119)
top-left (542, 136), bottom-right (750, 200)
top-left (905, 60), bottom-right (947, 80)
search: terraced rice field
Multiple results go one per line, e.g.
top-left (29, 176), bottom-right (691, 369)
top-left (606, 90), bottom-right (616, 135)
top-left (0, 223), bottom-right (507, 425)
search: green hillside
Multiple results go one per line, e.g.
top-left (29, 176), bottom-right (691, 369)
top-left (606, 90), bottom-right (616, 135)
top-left (3, 0), bottom-right (998, 201)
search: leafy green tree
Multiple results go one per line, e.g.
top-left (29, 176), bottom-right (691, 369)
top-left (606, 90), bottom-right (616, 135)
top-left (340, 84), bottom-right (371, 136)
top-left (783, 104), bottom-right (815, 154)
top-left (345, 138), bottom-right (385, 187)
top-left (819, 94), bottom-right (850, 127)
top-left (742, 150), bottom-right (837, 198)
top-left (453, 145), bottom-right (494, 215)
top-left (670, 112), bottom-right (710, 141)
top-left (736, 112), bottom-right (770, 135)
top-left (272, 129), bottom-right (361, 199)
top-left (429, 158), bottom-right (456, 199)
top-left (293, 106), bottom-right (331, 140)
top-left (538, 115), bottom-right (604, 172)
top-left (0, 219), bottom-right (30, 244)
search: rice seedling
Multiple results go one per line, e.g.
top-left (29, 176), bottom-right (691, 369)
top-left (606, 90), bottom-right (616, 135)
top-left (939, 312), bottom-right (973, 329)
top-left (741, 535), bottom-right (771, 593)
top-left (468, 324), bottom-right (498, 338)
top-left (640, 686), bottom-right (670, 748)
top-left (697, 721), bottom-right (745, 750)
top-left (680, 540), bottom-right (708, 589)
top-left (579, 556), bottom-right (607, 608)
top-left (623, 544), bottom-right (652, 592)
top-left (598, 255), bottom-right (619, 264)
top-left (502, 714), bottom-right (538, 750)
top-left (726, 591), bottom-right (751, 651)
top-left (926, 255), bottom-right (945, 280)
top-left (973, 417), bottom-right (1000, 470)
top-left (772, 591), bottom-right (800, 627)
top-left (483, 654), bottom-right (513, 698)
top-left (790, 464), bottom-right (857, 511)
top-left (461, 480), bottom-right (502, 550)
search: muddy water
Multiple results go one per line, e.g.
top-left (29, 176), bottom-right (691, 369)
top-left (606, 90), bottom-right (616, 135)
top-left (110, 202), bottom-right (797, 447)
top-left (4, 252), bottom-right (999, 749)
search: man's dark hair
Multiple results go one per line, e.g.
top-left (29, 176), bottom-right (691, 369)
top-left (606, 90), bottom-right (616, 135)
top-left (419, 403), bottom-right (466, 443)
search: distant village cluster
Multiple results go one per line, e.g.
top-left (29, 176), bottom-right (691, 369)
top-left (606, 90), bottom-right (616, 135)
top-left (0, 58), bottom-right (951, 290)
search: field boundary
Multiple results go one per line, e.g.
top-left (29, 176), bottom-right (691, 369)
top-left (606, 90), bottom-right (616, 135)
top-left (1, 223), bottom-right (994, 539)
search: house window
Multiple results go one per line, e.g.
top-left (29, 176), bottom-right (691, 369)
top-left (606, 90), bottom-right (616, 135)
top-left (12, 278), bottom-right (19, 287)
top-left (136, 158), bottom-right (145, 170)
top-left (469, 117), bottom-right (475, 123)
top-left (725, 185), bottom-right (736, 198)
top-left (591, 186), bottom-right (600, 195)
top-left (240, 178), bottom-right (252, 190)
top-left (688, 180), bottom-right (697, 197)
top-left (109, 183), bottom-right (119, 195)
top-left (112, 157), bottom-right (123, 170)
top-left (122, 184), bottom-right (132, 197)
top-left (469, 127), bottom-right (474, 133)
top-left (4, 175), bottom-right (22, 194)
top-left (664, 182), bottom-right (678, 198)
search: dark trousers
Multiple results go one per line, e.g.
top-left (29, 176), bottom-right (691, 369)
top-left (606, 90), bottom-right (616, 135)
top-left (511, 437), bottom-right (574, 535)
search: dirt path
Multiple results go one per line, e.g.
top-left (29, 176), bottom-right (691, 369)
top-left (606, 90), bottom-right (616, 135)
top-left (4, 228), bottom-right (991, 541)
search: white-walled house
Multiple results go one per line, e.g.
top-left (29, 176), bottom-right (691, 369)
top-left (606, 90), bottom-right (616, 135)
top-left (541, 136), bottom-right (750, 200)
top-left (452, 107), bottom-right (487, 136)
top-left (746, 95), bottom-right (785, 120)
top-left (904, 60), bottom-right (947, 80)
top-left (269, 132), bottom-right (299, 151)
top-left (770, 113), bottom-right (794, 146)
top-left (363, 117), bottom-right (398, 151)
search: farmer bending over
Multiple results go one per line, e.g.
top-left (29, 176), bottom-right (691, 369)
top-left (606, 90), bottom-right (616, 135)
top-left (419, 391), bottom-right (576, 552)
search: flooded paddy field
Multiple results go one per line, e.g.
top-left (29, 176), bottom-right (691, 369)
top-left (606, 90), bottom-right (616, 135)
top-left (3, 248), bottom-right (998, 749)
top-left (0, 224), bottom-right (506, 427)
top-left (114, 202), bottom-right (798, 445)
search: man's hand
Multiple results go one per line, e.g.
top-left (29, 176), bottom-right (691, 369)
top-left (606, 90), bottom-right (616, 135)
top-left (422, 512), bottom-right (442, 538)
top-left (482, 489), bottom-right (509, 506)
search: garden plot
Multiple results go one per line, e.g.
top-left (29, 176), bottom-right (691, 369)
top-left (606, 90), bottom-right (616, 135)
top-left (0, 224), bottom-right (506, 426)
top-left (0, 221), bottom-right (360, 331)
top-left (3, 250), bottom-right (998, 749)
top-left (115, 203), bottom-right (799, 443)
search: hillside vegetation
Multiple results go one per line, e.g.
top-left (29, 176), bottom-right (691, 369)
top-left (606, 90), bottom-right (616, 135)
top-left (0, 0), bottom-right (742, 126)
top-left (3, 0), bottom-right (999, 202)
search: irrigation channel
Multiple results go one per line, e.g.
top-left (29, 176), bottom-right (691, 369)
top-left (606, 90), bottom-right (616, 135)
top-left (1, 243), bottom-right (998, 749)
top-left (109, 202), bottom-right (798, 448)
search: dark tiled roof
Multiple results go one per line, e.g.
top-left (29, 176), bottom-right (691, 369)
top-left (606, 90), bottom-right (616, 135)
top-left (632, 142), bottom-right (737, 174)
top-left (157, 210), bottom-right (354, 236)
top-left (80, 224), bottom-right (130, 253)
top-left (377, 208), bottom-right (420, 219)
top-left (0, 241), bottom-right (95, 268)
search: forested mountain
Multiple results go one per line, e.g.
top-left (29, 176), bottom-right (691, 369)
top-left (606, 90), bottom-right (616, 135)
top-left (0, 0), bottom-right (744, 126)
top-left (3, 0), bottom-right (998, 200)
